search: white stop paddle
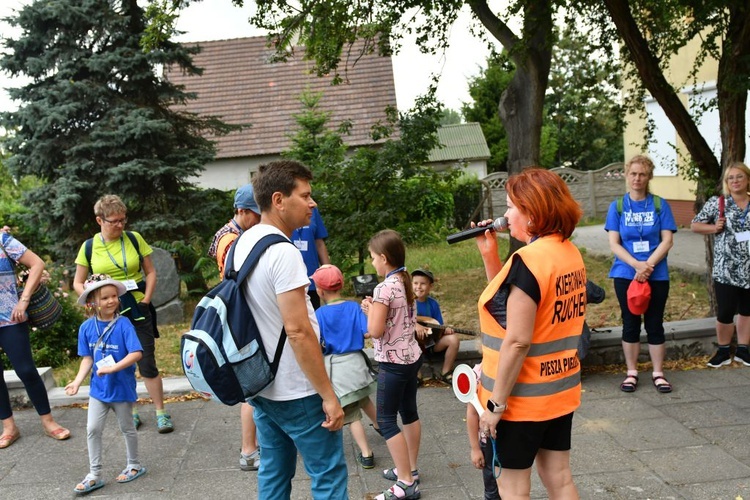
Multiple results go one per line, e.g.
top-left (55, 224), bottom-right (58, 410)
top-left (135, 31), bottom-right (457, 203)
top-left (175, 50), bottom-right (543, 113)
top-left (452, 364), bottom-right (484, 416)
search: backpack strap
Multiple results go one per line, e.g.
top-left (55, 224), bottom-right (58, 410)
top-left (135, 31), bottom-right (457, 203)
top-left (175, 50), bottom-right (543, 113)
top-left (84, 238), bottom-right (94, 274)
top-left (225, 232), bottom-right (292, 376)
top-left (617, 194), bottom-right (661, 214)
top-left (124, 231), bottom-right (143, 268)
top-left (653, 195), bottom-right (662, 214)
top-left (84, 230), bottom-right (143, 274)
top-left (718, 195), bottom-right (725, 219)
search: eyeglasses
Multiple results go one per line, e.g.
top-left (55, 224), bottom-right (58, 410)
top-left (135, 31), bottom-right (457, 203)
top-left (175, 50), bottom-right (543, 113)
top-left (102, 216), bottom-right (128, 225)
top-left (727, 175), bottom-right (747, 182)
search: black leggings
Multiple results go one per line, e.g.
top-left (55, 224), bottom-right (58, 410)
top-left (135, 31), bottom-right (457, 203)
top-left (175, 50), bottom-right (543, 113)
top-left (376, 356), bottom-right (423, 440)
top-left (613, 278), bottom-right (669, 344)
top-left (0, 322), bottom-right (52, 420)
top-left (714, 281), bottom-right (750, 324)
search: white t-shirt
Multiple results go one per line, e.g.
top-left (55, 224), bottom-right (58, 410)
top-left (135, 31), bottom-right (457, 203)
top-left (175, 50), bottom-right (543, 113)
top-left (232, 223), bottom-right (319, 401)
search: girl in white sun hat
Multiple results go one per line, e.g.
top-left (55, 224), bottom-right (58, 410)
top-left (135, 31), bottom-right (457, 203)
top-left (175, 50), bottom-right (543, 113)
top-left (66, 274), bottom-right (146, 495)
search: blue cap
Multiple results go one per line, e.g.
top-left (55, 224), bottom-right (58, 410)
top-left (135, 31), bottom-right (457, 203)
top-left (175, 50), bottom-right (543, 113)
top-left (234, 184), bottom-right (260, 214)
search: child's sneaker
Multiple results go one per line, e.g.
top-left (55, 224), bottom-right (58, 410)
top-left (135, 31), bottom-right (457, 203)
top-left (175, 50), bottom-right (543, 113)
top-left (733, 348), bottom-right (750, 366)
top-left (156, 413), bottom-right (174, 434)
top-left (240, 449), bottom-right (260, 471)
top-left (357, 452), bottom-right (375, 469)
top-left (707, 349), bottom-right (732, 368)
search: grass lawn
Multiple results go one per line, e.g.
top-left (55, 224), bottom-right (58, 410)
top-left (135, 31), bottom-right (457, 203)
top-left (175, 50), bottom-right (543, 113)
top-left (52, 238), bottom-right (712, 386)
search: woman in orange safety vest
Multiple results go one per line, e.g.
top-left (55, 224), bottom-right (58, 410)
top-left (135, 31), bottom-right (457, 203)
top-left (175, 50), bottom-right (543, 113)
top-left (474, 168), bottom-right (586, 499)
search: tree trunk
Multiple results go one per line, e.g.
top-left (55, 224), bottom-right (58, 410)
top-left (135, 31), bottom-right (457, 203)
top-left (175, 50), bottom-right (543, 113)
top-left (717, 2), bottom-right (750, 168)
top-left (603, 0), bottom-right (722, 182)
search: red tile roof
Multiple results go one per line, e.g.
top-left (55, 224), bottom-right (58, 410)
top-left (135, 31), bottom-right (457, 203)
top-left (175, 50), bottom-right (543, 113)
top-left (165, 36), bottom-right (398, 160)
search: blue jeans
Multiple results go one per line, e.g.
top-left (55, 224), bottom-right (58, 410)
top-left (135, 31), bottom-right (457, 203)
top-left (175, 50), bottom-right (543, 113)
top-left (252, 393), bottom-right (348, 500)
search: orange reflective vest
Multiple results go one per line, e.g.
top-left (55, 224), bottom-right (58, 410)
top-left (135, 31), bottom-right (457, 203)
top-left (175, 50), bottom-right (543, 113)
top-left (478, 235), bottom-right (586, 422)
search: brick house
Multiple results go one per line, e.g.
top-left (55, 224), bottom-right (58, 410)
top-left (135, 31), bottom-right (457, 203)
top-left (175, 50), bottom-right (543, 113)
top-left (165, 36), bottom-right (398, 189)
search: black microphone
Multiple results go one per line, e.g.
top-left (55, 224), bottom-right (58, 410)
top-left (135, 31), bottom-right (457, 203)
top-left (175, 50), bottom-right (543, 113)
top-left (446, 217), bottom-right (508, 245)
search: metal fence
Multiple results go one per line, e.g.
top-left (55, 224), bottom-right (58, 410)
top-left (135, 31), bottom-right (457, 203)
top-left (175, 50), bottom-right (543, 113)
top-left (480, 162), bottom-right (626, 220)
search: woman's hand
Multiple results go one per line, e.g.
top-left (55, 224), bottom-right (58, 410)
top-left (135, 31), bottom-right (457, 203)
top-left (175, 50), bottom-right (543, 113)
top-left (633, 261), bottom-right (654, 282)
top-left (10, 301), bottom-right (28, 323)
top-left (479, 409), bottom-right (502, 440)
top-left (715, 217), bottom-right (726, 233)
top-left (473, 219), bottom-right (499, 256)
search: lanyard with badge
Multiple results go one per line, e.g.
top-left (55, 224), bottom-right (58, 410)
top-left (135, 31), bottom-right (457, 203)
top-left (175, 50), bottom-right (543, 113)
top-left (93, 316), bottom-right (120, 371)
top-left (99, 234), bottom-right (139, 292)
top-left (292, 227), bottom-right (309, 252)
top-left (626, 194), bottom-right (651, 254)
top-left (730, 197), bottom-right (750, 245)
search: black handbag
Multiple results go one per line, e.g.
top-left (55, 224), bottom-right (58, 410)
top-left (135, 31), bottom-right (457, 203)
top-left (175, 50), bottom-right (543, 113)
top-left (0, 238), bottom-right (62, 330)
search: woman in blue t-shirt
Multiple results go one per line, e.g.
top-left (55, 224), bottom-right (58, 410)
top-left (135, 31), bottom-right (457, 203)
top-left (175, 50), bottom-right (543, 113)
top-left (605, 155), bottom-right (677, 394)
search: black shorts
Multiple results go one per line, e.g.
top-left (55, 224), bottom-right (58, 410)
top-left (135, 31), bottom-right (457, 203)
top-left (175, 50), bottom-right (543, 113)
top-left (492, 412), bottom-right (574, 470)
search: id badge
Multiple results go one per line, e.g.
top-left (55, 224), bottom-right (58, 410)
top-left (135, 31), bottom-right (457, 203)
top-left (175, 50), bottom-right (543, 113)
top-left (122, 279), bottom-right (139, 291)
top-left (735, 231), bottom-right (750, 242)
top-left (95, 354), bottom-right (116, 370)
top-left (633, 240), bottom-right (650, 253)
top-left (294, 240), bottom-right (309, 252)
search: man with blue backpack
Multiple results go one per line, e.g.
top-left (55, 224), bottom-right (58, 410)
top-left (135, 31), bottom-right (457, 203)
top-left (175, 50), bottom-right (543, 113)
top-left (231, 160), bottom-right (347, 499)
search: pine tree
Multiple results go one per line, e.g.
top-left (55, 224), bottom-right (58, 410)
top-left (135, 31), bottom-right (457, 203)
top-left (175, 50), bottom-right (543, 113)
top-left (0, 0), bottom-right (235, 259)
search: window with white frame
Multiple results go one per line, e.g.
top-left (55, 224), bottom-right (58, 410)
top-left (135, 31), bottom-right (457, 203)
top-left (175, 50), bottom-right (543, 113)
top-left (644, 98), bottom-right (677, 175)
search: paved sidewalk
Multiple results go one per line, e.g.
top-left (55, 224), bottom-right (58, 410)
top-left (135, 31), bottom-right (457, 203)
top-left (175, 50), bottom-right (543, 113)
top-left (2, 366), bottom-right (750, 499)
top-left (571, 224), bottom-right (708, 276)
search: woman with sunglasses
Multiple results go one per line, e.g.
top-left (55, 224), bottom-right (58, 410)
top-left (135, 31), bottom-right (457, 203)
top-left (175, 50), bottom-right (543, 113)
top-left (73, 195), bottom-right (173, 434)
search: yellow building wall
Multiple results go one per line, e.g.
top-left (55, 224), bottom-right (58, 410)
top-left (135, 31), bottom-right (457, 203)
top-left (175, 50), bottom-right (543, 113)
top-left (622, 34), bottom-right (720, 204)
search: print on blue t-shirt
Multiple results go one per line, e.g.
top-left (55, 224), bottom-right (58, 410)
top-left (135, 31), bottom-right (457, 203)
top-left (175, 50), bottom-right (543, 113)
top-left (604, 193), bottom-right (677, 281)
top-left (77, 316), bottom-right (143, 403)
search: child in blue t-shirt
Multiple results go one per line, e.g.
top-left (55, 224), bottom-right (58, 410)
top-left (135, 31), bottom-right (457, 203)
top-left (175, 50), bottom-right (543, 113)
top-left (312, 265), bottom-right (380, 469)
top-left (412, 269), bottom-right (460, 383)
top-left (65, 274), bottom-right (146, 494)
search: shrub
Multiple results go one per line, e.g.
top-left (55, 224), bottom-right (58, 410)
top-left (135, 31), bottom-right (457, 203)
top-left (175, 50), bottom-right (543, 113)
top-left (451, 174), bottom-right (483, 229)
top-left (0, 262), bottom-right (83, 370)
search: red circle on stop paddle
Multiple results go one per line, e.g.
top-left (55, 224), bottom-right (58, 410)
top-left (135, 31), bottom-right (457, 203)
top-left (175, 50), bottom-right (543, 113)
top-left (457, 372), bottom-right (471, 395)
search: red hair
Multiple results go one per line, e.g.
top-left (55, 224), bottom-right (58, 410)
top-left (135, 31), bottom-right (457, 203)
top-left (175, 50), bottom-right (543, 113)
top-left (506, 168), bottom-right (582, 239)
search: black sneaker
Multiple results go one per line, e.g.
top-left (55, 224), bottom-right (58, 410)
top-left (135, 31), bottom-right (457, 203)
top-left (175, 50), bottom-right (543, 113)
top-left (733, 349), bottom-right (750, 367)
top-left (707, 349), bottom-right (732, 368)
top-left (356, 452), bottom-right (374, 469)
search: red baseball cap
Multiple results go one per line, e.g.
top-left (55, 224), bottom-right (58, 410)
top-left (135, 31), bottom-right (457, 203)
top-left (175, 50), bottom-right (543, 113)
top-left (311, 265), bottom-right (345, 291)
top-left (627, 280), bottom-right (651, 315)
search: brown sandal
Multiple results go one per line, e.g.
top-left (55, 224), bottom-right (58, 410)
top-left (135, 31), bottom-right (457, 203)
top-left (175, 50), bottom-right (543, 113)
top-left (652, 375), bottom-right (672, 393)
top-left (620, 375), bottom-right (638, 393)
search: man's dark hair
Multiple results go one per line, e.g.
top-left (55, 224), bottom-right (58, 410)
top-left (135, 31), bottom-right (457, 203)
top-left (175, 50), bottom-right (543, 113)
top-left (252, 160), bottom-right (313, 212)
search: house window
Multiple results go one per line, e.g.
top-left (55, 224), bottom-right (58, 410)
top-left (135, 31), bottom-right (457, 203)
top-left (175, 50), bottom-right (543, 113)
top-left (686, 83), bottom-right (750, 166)
top-left (645, 98), bottom-right (677, 176)
top-left (687, 85), bottom-right (721, 164)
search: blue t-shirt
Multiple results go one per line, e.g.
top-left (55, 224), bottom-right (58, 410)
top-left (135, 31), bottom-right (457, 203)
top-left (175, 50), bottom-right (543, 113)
top-left (292, 208), bottom-right (328, 292)
top-left (604, 193), bottom-right (677, 281)
top-left (415, 296), bottom-right (444, 324)
top-left (316, 300), bottom-right (368, 355)
top-left (77, 315), bottom-right (143, 403)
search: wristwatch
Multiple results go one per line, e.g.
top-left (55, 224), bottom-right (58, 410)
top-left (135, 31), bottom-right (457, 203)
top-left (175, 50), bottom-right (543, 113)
top-left (487, 399), bottom-right (506, 414)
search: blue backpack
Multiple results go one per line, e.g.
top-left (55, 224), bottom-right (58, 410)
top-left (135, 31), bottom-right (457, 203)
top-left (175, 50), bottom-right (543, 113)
top-left (181, 233), bottom-right (290, 405)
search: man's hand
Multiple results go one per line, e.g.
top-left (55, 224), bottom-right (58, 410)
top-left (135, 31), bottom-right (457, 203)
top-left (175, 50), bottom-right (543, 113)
top-left (321, 396), bottom-right (345, 431)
